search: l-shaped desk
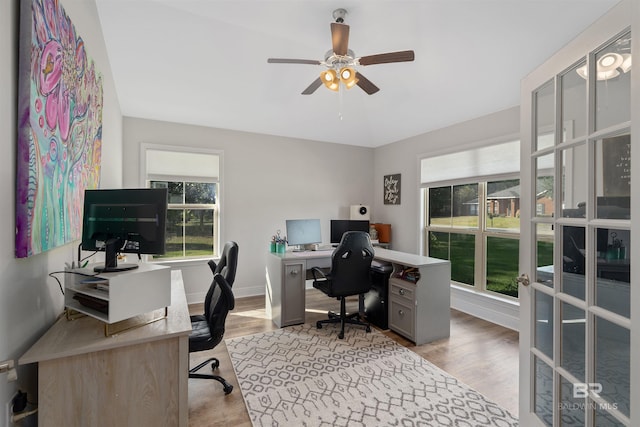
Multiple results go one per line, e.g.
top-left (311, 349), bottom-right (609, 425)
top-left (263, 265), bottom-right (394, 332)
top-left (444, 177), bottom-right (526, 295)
top-left (266, 247), bottom-right (451, 345)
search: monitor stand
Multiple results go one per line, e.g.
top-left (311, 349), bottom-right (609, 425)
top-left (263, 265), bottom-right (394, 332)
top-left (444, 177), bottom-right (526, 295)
top-left (292, 244), bottom-right (319, 252)
top-left (94, 238), bottom-right (139, 273)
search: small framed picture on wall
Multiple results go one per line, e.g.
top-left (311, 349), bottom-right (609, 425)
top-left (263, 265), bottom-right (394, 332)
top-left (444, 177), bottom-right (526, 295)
top-left (383, 174), bottom-right (401, 205)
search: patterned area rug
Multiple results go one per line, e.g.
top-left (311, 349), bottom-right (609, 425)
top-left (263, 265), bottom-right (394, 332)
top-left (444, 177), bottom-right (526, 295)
top-left (225, 324), bottom-right (518, 426)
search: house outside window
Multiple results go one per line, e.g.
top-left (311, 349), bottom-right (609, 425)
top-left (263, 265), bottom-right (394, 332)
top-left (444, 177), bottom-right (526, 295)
top-left (421, 140), bottom-right (521, 298)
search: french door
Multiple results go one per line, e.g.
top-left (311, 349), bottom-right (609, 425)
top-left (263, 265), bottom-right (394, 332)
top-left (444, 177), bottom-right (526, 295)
top-left (519, 2), bottom-right (636, 426)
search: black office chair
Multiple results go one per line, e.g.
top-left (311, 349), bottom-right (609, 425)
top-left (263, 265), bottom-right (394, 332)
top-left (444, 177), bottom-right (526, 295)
top-left (188, 241), bottom-right (238, 394)
top-left (312, 231), bottom-right (374, 339)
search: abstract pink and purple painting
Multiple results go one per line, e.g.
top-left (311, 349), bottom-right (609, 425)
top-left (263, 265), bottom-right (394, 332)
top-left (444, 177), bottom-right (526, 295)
top-left (16, 0), bottom-right (103, 258)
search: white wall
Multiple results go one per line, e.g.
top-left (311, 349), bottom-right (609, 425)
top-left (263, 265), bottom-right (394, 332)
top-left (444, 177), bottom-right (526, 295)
top-left (122, 117), bottom-right (374, 301)
top-left (121, 109), bottom-right (522, 320)
top-left (373, 107), bottom-right (521, 253)
top-left (0, 0), bottom-right (122, 422)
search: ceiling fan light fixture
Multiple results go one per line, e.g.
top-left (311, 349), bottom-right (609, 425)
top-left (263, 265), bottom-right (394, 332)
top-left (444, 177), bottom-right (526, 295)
top-left (597, 69), bottom-right (620, 80)
top-left (575, 51), bottom-right (632, 81)
top-left (598, 52), bottom-right (623, 71)
top-left (339, 67), bottom-right (358, 89)
top-left (340, 67), bottom-right (352, 80)
top-left (576, 65), bottom-right (588, 79)
top-left (620, 53), bottom-right (632, 73)
top-left (320, 69), bottom-right (340, 91)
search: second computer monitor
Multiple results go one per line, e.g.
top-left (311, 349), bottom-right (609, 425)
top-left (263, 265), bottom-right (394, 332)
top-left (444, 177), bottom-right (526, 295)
top-left (330, 220), bottom-right (370, 244)
top-left (285, 219), bottom-right (322, 251)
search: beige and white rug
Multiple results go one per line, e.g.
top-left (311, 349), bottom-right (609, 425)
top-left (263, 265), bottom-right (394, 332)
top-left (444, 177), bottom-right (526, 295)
top-left (226, 324), bottom-right (518, 426)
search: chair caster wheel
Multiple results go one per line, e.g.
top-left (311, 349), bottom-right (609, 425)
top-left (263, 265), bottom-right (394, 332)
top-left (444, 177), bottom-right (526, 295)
top-left (211, 360), bottom-right (220, 370)
top-left (366, 326), bottom-right (371, 333)
top-left (223, 384), bottom-right (233, 395)
top-left (338, 332), bottom-right (344, 339)
top-left (316, 322), bottom-right (322, 329)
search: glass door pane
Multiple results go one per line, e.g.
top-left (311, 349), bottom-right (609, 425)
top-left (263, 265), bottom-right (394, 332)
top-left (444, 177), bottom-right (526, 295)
top-left (535, 80), bottom-right (555, 150)
top-left (595, 33), bottom-right (631, 131)
top-left (596, 227), bottom-right (630, 318)
top-left (562, 61), bottom-right (587, 141)
top-left (535, 290), bottom-right (553, 358)
top-left (536, 153), bottom-right (555, 218)
top-left (595, 134), bottom-right (631, 220)
top-left (562, 226), bottom-right (585, 299)
top-left (560, 376), bottom-right (586, 425)
top-left (534, 356), bottom-right (554, 426)
top-left (595, 317), bottom-right (630, 418)
top-left (561, 144), bottom-right (587, 215)
top-left (536, 224), bottom-right (554, 287)
top-left (560, 302), bottom-right (585, 381)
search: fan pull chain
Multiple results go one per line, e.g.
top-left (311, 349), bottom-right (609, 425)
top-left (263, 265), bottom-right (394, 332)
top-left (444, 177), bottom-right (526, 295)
top-left (338, 85), bottom-right (344, 120)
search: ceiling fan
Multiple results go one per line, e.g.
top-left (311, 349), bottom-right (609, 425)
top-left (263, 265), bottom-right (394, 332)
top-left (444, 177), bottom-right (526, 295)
top-left (267, 8), bottom-right (415, 95)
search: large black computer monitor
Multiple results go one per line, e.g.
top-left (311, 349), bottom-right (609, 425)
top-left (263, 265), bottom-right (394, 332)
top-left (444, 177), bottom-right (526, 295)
top-left (81, 188), bottom-right (168, 273)
top-left (330, 220), bottom-right (369, 244)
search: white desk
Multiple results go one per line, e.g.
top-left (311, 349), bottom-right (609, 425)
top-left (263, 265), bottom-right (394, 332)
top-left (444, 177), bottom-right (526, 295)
top-left (266, 248), bottom-right (451, 344)
top-left (19, 270), bottom-right (191, 427)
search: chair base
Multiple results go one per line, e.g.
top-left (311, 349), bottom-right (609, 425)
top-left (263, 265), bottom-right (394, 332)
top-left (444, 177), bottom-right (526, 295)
top-left (316, 297), bottom-right (371, 339)
top-left (189, 357), bottom-right (233, 394)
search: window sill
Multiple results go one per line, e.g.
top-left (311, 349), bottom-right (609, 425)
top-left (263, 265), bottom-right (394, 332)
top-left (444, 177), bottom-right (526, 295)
top-left (450, 283), bottom-right (520, 330)
top-left (150, 257), bottom-right (218, 269)
top-left (451, 283), bottom-right (520, 306)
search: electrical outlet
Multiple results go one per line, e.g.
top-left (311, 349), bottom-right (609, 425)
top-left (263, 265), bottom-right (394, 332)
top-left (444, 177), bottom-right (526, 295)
top-left (5, 391), bottom-right (18, 427)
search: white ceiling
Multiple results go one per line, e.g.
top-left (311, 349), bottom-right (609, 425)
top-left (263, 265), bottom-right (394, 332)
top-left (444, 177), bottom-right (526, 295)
top-left (95, 0), bottom-right (619, 147)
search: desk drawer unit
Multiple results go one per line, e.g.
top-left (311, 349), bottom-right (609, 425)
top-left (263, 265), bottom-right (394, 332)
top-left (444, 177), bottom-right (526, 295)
top-left (389, 279), bottom-right (416, 342)
top-left (282, 261), bottom-right (305, 326)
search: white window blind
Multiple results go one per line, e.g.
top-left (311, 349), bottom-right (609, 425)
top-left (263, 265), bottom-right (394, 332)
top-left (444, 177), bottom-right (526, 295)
top-left (146, 149), bottom-right (219, 181)
top-left (421, 140), bottom-right (520, 184)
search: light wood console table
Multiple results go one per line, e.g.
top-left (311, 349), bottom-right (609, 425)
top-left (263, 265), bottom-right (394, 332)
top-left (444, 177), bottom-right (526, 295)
top-left (19, 270), bottom-right (191, 427)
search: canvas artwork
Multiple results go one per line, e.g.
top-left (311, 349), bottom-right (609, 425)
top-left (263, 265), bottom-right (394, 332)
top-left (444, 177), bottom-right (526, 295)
top-left (384, 173), bottom-right (401, 205)
top-left (16, 0), bottom-right (103, 258)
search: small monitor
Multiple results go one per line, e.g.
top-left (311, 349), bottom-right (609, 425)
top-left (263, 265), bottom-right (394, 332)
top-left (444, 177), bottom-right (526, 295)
top-left (285, 219), bottom-right (322, 251)
top-left (330, 220), bottom-right (369, 244)
top-left (81, 188), bottom-right (168, 273)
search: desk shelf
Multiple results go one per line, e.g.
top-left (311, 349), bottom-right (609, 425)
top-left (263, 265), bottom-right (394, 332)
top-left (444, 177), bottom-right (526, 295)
top-left (65, 263), bottom-right (171, 324)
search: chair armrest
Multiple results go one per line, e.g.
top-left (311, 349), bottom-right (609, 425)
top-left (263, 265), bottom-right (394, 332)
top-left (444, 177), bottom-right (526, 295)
top-left (214, 273), bottom-right (235, 310)
top-left (311, 267), bottom-right (329, 282)
top-left (208, 259), bottom-right (218, 274)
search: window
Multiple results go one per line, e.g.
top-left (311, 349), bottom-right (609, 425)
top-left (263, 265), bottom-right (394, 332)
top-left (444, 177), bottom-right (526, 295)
top-left (143, 145), bottom-right (221, 260)
top-left (150, 181), bottom-right (217, 259)
top-left (421, 140), bottom-right (521, 298)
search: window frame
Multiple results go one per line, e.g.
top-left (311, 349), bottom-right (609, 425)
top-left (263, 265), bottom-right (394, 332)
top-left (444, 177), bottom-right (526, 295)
top-left (421, 140), bottom-right (521, 300)
top-left (140, 143), bottom-right (223, 263)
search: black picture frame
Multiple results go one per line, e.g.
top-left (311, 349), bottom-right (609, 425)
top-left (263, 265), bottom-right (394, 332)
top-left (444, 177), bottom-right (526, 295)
top-left (384, 174), bottom-right (401, 205)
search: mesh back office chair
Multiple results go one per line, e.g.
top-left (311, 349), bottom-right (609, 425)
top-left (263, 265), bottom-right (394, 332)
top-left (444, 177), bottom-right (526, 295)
top-left (312, 231), bottom-right (374, 339)
top-left (188, 241), bottom-right (238, 394)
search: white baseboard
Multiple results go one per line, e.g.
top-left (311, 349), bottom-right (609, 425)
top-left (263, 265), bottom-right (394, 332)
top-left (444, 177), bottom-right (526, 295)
top-left (450, 284), bottom-right (520, 331)
top-left (186, 284), bottom-right (264, 305)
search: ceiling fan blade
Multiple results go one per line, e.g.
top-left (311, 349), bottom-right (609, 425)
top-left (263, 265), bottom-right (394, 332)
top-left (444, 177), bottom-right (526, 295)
top-left (355, 72), bottom-right (380, 95)
top-left (331, 22), bottom-right (350, 56)
top-left (267, 58), bottom-right (321, 65)
top-left (301, 77), bottom-right (323, 95)
top-left (358, 50), bottom-right (415, 66)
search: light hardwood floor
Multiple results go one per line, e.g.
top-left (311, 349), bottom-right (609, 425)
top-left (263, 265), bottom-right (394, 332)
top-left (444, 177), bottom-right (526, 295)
top-left (188, 289), bottom-right (519, 426)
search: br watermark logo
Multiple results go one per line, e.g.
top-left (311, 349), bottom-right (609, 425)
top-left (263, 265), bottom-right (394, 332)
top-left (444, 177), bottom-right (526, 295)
top-left (573, 382), bottom-right (602, 398)
top-left (559, 383), bottom-right (618, 411)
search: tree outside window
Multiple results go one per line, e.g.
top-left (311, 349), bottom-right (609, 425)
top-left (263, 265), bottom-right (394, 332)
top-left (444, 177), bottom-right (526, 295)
top-left (150, 180), bottom-right (217, 259)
